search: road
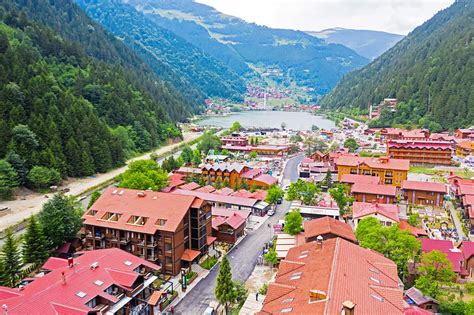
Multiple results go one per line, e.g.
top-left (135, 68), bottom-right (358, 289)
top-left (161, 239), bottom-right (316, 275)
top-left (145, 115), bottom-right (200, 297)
top-left (446, 200), bottom-right (466, 240)
top-left (0, 132), bottom-right (202, 234)
top-left (174, 154), bottom-right (303, 314)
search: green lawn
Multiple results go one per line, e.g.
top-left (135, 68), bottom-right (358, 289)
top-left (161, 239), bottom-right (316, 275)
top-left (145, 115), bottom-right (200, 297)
top-left (409, 166), bottom-right (474, 179)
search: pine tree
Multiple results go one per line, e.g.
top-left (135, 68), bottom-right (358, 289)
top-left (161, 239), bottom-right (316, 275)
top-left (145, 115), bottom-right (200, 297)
top-left (233, 177), bottom-right (240, 191)
top-left (0, 229), bottom-right (22, 287)
top-left (22, 216), bottom-right (49, 265)
top-left (0, 159), bottom-right (19, 200)
top-left (215, 255), bottom-right (235, 312)
top-left (322, 169), bottom-right (333, 188)
top-left (223, 177), bottom-right (230, 188)
top-left (214, 176), bottom-right (223, 189)
top-left (38, 193), bottom-right (83, 249)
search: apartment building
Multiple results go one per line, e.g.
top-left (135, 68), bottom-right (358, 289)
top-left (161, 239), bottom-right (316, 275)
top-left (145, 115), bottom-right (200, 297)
top-left (387, 140), bottom-right (452, 166)
top-left (83, 188), bottom-right (212, 276)
top-left (336, 156), bottom-right (409, 186)
top-left (0, 249), bottom-right (161, 315)
top-left (401, 180), bottom-right (447, 207)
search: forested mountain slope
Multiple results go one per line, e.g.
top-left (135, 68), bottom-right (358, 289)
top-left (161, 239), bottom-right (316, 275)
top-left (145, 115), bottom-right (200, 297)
top-left (75, 0), bottom-right (246, 102)
top-left (307, 28), bottom-right (403, 60)
top-left (321, 0), bottom-right (474, 130)
top-left (4, 0), bottom-right (205, 120)
top-left (0, 3), bottom-right (182, 183)
top-left (117, 0), bottom-right (369, 96)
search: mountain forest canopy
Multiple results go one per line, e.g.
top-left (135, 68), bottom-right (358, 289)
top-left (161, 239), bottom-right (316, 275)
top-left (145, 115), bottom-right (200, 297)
top-left (86, 0), bottom-right (368, 97)
top-left (321, 0), bottom-right (474, 130)
top-left (0, 2), bottom-right (183, 188)
top-left (75, 0), bottom-right (246, 102)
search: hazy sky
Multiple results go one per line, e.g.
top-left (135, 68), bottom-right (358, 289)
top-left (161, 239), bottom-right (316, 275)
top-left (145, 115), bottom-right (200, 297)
top-left (196, 0), bottom-right (454, 35)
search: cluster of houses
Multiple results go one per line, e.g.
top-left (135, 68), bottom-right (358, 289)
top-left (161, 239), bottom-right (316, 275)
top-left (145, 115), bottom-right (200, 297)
top-left (362, 126), bottom-right (474, 166)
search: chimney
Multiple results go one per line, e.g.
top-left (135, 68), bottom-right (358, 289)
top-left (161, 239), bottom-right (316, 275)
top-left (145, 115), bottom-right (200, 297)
top-left (342, 300), bottom-right (356, 315)
top-left (2, 304), bottom-right (7, 315)
top-left (68, 257), bottom-right (74, 268)
top-left (316, 235), bottom-right (323, 249)
top-left (137, 191), bottom-right (146, 197)
top-left (61, 271), bottom-right (66, 284)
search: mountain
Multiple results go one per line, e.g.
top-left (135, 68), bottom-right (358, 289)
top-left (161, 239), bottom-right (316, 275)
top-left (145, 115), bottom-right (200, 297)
top-left (0, 0), bottom-right (184, 181)
top-left (7, 0), bottom-right (206, 121)
top-left (75, 0), bottom-right (246, 102)
top-left (118, 0), bottom-right (369, 96)
top-left (321, 0), bottom-right (474, 131)
top-left (307, 28), bottom-right (404, 60)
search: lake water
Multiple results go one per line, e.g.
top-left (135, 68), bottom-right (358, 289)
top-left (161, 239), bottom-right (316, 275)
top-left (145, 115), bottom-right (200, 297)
top-left (196, 111), bottom-right (335, 131)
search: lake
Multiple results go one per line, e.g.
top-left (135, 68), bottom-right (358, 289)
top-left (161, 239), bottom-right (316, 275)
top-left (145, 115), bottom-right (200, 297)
top-left (196, 111), bottom-right (335, 131)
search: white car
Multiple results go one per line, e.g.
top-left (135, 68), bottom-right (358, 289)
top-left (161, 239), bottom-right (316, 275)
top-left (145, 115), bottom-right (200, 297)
top-left (267, 209), bottom-right (275, 216)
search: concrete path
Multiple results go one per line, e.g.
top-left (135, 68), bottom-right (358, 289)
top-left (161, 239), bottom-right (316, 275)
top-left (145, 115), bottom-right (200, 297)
top-left (446, 201), bottom-right (466, 240)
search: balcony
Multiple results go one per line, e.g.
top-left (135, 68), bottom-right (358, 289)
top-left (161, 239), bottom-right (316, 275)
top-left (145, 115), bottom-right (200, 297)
top-left (146, 255), bottom-right (157, 262)
top-left (137, 240), bottom-right (146, 247)
top-left (105, 233), bottom-right (118, 241)
top-left (147, 241), bottom-right (157, 247)
top-left (119, 238), bottom-right (130, 244)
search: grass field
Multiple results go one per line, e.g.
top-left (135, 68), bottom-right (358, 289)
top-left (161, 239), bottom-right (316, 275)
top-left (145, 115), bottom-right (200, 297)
top-left (409, 166), bottom-right (474, 179)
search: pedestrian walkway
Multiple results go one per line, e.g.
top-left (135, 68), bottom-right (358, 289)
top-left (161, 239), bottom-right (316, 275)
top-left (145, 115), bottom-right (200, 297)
top-left (446, 201), bottom-right (466, 240)
top-left (240, 292), bottom-right (265, 314)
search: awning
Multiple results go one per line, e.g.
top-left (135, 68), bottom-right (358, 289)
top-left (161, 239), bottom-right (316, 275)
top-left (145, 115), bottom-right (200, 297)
top-left (181, 249), bottom-right (201, 262)
top-left (207, 236), bottom-right (217, 245)
top-left (148, 291), bottom-right (166, 306)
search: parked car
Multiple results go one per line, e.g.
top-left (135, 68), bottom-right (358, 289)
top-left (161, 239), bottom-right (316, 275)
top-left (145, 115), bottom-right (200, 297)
top-left (267, 209), bottom-right (275, 216)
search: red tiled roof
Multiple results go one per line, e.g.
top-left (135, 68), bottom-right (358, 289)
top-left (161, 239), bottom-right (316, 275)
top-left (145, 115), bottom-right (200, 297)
top-left (168, 173), bottom-right (185, 188)
top-left (241, 168), bottom-right (262, 179)
top-left (0, 249), bottom-right (159, 315)
top-left (179, 182), bottom-right (201, 191)
top-left (253, 174), bottom-right (278, 186)
top-left (83, 187), bottom-right (201, 234)
top-left (212, 207), bottom-right (251, 219)
top-left (351, 183), bottom-right (397, 196)
top-left (459, 184), bottom-right (474, 196)
top-left (420, 239), bottom-right (464, 273)
top-left (404, 305), bottom-right (433, 315)
top-left (352, 202), bottom-right (400, 222)
top-left (214, 187), bottom-right (234, 195)
top-left (387, 140), bottom-right (451, 150)
top-left (250, 190), bottom-right (268, 201)
top-left (207, 236), bottom-right (217, 245)
top-left (174, 189), bottom-right (259, 207)
top-left (260, 238), bottom-right (403, 315)
top-left (461, 241), bottom-right (474, 260)
top-left (456, 140), bottom-right (473, 150)
top-left (399, 220), bottom-right (427, 238)
top-left (401, 181), bottom-right (447, 193)
top-left (181, 249), bottom-right (201, 262)
top-left (404, 286), bottom-right (439, 306)
top-left (303, 217), bottom-right (356, 243)
top-left (341, 174), bottom-right (380, 185)
top-left (195, 185), bottom-right (216, 193)
top-left (231, 189), bottom-right (254, 198)
top-left (336, 156), bottom-right (410, 171)
top-left (212, 212), bottom-right (246, 230)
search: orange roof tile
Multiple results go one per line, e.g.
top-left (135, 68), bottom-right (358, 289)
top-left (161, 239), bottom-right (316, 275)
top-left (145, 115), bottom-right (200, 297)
top-left (351, 183), bottom-right (397, 196)
top-left (303, 217), bottom-right (356, 243)
top-left (401, 180), bottom-right (447, 193)
top-left (181, 249), bottom-right (201, 262)
top-left (352, 202), bottom-right (400, 222)
top-left (83, 187), bottom-right (202, 234)
top-left (260, 238), bottom-right (403, 314)
top-left (336, 156), bottom-right (410, 171)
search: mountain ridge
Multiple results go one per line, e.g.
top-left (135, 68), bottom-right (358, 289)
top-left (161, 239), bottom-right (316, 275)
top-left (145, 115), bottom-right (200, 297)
top-left (320, 0), bottom-right (474, 130)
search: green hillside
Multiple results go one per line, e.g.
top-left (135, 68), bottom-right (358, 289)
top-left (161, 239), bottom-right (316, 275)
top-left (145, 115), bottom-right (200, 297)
top-left (321, 0), bottom-right (474, 130)
top-left (109, 0), bottom-right (368, 96)
top-left (0, 2), bottom-right (182, 183)
top-left (75, 0), bottom-right (246, 102)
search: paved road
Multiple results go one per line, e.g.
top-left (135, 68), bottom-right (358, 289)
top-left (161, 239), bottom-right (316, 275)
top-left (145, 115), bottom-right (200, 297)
top-left (174, 155), bottom-right (304, 314)
top-left (0, 132), bottom-right (202, 234)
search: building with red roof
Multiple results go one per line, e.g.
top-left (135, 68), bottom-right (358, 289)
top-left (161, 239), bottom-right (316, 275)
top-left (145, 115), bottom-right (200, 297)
top-left (212, 212), bottom-right (246, 243)
top-left (83, 188), bottom-right (211, 275)
top-left (455, 127), bottom-right (474, 139)
top-left (420, 239), bottom-right (470, 279)
top-left (303, 216), bottom-right (357, 243)
top-left (455, 140), bottom-right (474, 157)
top-left (399, 220), bottom-right (428, 238)
top-left (340, 174), bottom-right (380, 188)
top-left (387, 140), bottom-right (452, 166)
top-left (404, 287), bottom-right (439, 313)
top-left (352, 202), bottom-right (400, 228)
top-left (0, 248), bottom-right (162, 315)
top-left (259, 238), bottom-right (404, 315)
top-left (336, 156), bottom-right (409, 186)
top-left (351, 182), bottom-right (398, 203)
top-left (401, 180), bottom-right (447, 207)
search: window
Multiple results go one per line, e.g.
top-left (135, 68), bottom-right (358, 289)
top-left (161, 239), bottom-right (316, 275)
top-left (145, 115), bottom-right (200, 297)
top-left (76, 291), bottom-right (87, 298)
top-left (127, 216), bottom-right (148, 226)
top-left (386, 171), bottom-right (393, 177)
top-left (164, 243), bottom-right (172, 252)
top-left (371, 294), bottom-right (384, 303)
top-left (101, 212), bottom-right (121, 221)
top-left (282, 298), bottom-right (294, 304)
top-left (350, 168), bottom-right (357, 174)
top-left (290, 272), bottom-right (302, 280)
top-left (384, 179), bottom-right (392, 184)
top-left (155, 219), bottom-right (167, 226)
top-left (280, 308), bottom-right (293, 313)
top-left (87, 209), bottom-right (97, 216)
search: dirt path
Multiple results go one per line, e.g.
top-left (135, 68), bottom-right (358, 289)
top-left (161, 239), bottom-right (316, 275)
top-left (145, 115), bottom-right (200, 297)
top-left (0, 132), bottom-right (202, 233)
